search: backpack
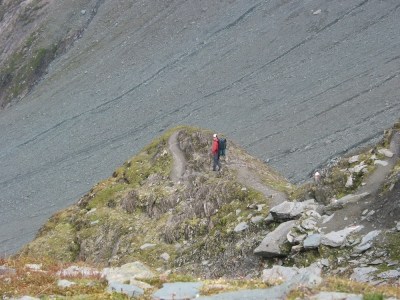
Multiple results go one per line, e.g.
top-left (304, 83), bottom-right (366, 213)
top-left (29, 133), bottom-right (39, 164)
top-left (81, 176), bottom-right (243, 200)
top-left (218, 138), bottom-right (227, 156)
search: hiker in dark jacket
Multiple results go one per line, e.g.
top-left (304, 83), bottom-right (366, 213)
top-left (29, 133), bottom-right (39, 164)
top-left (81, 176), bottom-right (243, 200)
top-left (211, 133), bottom-right (221, 171)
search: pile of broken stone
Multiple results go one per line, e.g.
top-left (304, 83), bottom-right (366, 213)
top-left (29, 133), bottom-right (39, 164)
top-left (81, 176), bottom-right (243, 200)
top-left (253, 146), bottom-right (399, 287)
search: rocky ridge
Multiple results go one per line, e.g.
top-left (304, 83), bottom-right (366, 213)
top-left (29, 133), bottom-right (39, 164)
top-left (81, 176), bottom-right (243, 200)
top-left (1, 124), bottom-right (400, 299)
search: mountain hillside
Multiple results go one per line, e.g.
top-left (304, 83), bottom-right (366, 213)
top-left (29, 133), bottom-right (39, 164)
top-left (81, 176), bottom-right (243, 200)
top-left (2, 124), bottom-right (398, 299)
top-left (1, 0), bottom-right (400, 274)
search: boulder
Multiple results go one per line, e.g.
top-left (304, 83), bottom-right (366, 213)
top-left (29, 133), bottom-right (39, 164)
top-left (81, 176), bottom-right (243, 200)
top-left (321, 226), bottom-right (363, 247)
top-left (251, 216), bottom-right (264, 224)
top-left (303, 234), bottom-right (321, 249)
top-left (352, 162), bottom-right (366, 173)
top-left (345, 175), bottom-right (353, 188)
top-left (254, 220), bottom-right (296, 257)
top-left (377, 270), bottom-right (400, 279)
top-left (378, 148), bottom-right (394, 158)
top-left (348, 155), bottom-right (360, 163)
top-left (350, 267), bottom-right (377, 282)
top-left (234, 222), bottom-right (249, 232)
top-left (262, 265), bottom-right (299, 284)
top-left (270, 200), bottom-right (320, 221)
top-left (160, 252), bottom-right (170, 261)
top-left (328, 193), bottom-right (369, 210)
top-left (300, 217), bottom-right (318, 231)
top-left (353, 230), bottom-right (381, 253)
top-left (153, 282), bottom-right (202, 300)
top-left (102, 261), bottom-right (154, 284)
top-left (57, 279), bottom-right (76, 288)
top-left (108, 281), bottom-right (144, 297)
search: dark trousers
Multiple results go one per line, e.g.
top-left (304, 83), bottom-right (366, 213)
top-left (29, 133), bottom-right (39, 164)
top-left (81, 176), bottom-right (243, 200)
top-left (213, 153), bottom-right (221, 171)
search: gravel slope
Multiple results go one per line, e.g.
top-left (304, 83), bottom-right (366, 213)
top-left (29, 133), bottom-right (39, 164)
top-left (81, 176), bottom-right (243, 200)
top-left (0, 0), bottom-right (399, 255)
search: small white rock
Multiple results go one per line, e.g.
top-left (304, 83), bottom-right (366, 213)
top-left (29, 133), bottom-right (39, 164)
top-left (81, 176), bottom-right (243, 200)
top-left (313, 9), bottom-right (322, 15)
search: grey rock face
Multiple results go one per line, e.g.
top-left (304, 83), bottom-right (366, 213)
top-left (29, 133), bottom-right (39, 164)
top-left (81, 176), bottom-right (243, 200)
top-left (254, 220), bottom-right (296, 257)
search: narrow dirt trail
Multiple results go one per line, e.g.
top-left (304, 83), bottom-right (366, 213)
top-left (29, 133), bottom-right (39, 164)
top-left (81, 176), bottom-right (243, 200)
top-left (168, 131), bottom-right (186, 183)
top-left (321, 131), bottom-right (400, 234)
top-left (235, 167), bottom-right (288, 207)
top-left (226, 155), bottom-right (288, 208)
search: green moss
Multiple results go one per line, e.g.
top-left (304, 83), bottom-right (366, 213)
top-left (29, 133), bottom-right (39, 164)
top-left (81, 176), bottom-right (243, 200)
top-left (87, 184), bottom-right (126, 209)
top-left (363, 294), bottom-right (384, 300)
top-left (384, 232), bottom-right (400, 261)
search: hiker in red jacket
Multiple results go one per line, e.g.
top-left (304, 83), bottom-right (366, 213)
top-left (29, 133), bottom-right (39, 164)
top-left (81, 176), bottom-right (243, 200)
top-left (211, 133), bottom-right (221, 171)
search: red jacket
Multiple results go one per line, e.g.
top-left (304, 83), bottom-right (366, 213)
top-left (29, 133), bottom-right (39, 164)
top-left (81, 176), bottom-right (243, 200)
top-left (211, 137), bottom-right (219, 155)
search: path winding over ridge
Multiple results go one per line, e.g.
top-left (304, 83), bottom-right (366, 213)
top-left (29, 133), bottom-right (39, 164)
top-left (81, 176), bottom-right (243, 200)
top-left (0, 0), bottom-right (400, 255)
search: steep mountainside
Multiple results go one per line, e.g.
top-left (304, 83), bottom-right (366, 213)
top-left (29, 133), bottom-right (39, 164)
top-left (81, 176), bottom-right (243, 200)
top-left (1, 0), bottom-right (400, 265)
